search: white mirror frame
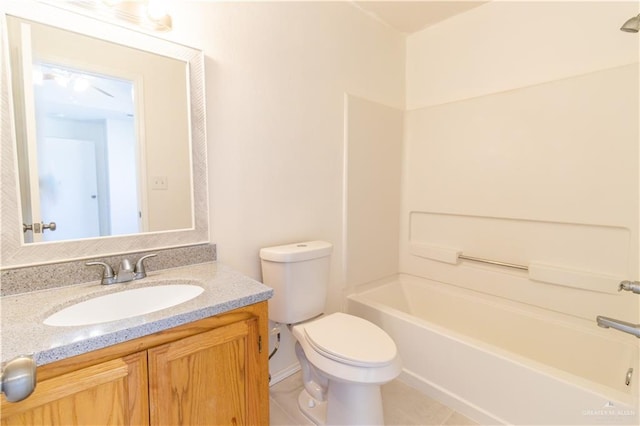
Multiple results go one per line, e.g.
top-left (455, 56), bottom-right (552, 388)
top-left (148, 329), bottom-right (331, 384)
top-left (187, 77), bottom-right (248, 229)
top-left (0, 1), bottom-right (209, 268)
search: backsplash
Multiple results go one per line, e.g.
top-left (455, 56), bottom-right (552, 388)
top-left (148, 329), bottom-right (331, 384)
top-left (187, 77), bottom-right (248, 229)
top-left (0, 244), bottom-right (216, 296)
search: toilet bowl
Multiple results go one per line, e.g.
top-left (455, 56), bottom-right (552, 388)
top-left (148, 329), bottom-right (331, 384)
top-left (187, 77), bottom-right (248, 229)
top-left (291, 312), bottom-right (402, 425)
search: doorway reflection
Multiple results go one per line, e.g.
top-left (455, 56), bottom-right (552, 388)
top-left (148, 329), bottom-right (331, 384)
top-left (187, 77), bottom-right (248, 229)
top-left (28, 62), bottom-right (139, 242)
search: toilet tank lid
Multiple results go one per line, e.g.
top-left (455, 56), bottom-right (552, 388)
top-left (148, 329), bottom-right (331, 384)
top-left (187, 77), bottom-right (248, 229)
top-left (259, 241), bottom-right (333, 262)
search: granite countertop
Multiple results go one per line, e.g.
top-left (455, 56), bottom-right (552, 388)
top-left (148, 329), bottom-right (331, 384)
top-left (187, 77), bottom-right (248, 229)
top-left (1, 262), bottom-right (273, 366)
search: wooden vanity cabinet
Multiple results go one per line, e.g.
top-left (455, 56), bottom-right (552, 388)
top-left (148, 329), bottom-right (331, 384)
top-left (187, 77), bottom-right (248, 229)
top-left (1, 301), bottom-right (269, 426)
top-left (0, 352), bottom-right (149, 425)
top-left (148, 316), bottom-right (263, 425)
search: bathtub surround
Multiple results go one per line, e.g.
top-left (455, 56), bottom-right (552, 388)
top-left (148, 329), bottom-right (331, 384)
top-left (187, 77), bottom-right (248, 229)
top-left (0, 244), bottom-right (216, 296)
top-left (390, 1), bottom-right (639, 423)
top-left (401, 0), bottom-right (639, 367)
top-left (344, 95), bottom-right (403, 290)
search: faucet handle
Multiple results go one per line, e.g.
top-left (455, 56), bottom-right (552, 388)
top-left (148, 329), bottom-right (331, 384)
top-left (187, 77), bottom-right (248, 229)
top-left (134, 254), bottom-right (157, 280)
top-left (86, 261), bottom-right (116, 285)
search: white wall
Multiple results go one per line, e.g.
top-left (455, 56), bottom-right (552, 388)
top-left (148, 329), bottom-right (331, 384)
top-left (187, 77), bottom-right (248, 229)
top-left (406, 0), bottom-right (640, 109)
top-left (167, 1), bottom-right (405, 379)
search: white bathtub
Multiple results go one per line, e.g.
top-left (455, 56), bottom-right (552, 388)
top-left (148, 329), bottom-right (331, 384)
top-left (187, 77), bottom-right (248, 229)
top-left (346, 274), bottom-right (639, 425)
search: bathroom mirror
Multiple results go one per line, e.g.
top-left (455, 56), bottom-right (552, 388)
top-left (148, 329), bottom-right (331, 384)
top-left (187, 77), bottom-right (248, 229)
top-left (1, 1), bottom-right (208, 268)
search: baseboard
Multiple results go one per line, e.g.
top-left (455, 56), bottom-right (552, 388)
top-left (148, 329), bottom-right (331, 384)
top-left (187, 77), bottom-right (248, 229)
top-left (269, 363), bottom-right (301, 386)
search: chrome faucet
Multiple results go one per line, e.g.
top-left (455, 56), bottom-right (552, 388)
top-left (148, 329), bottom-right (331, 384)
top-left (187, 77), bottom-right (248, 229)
top-left (116, 258), bottom-right (135, 283)
top-left (596, 316), bottom-right (640, 338)
top-left (86, 254), bottom-right (157, 285)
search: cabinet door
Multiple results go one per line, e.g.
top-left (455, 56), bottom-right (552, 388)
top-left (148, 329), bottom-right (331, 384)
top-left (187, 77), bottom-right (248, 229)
top-left (148, 317), bottom-right (260, 426)
top-left (1, 352), bottom-right (149, 426)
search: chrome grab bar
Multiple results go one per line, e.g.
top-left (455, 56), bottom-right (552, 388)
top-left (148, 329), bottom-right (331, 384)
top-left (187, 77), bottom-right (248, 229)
top-left (619, 280), bottom-right (640, 294)
top-left (596, 316), bottom-right (640, 338)
top-left (458, 254), bottom-right (528, 271)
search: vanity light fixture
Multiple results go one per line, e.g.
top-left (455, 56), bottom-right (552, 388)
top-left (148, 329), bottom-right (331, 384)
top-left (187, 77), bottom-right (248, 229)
top-left (34, 63), bottom-right (116, 97)
top-left (146, 0), bottom-right (170, 21)
top-left (73, 77), bottom-right (90, 92)
top-left (45, 0), bottom-right (173, 32)
top-left (142, 0), bottom-right (173, 31)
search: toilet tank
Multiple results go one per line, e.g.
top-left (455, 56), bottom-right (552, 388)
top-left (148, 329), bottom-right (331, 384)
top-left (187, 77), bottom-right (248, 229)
top-left (260, 241), bottom-right (333, 324)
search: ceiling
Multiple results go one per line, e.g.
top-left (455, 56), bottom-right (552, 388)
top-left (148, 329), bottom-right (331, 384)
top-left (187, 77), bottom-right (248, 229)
top-left (354, 1), bottom-right (489, 34)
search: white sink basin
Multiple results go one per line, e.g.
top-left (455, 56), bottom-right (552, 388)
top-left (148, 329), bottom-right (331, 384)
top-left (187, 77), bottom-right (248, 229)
top-left (44, 284), bottom-right (204, 326)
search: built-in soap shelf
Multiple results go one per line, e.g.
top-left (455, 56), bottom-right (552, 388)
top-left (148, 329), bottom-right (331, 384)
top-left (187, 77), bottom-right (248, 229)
top-left (410, 242), bottom-right (623, 295)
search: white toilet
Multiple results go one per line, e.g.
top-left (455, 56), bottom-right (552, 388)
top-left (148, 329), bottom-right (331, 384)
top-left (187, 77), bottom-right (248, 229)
top-left (260, 241), bottom-right (401, 425)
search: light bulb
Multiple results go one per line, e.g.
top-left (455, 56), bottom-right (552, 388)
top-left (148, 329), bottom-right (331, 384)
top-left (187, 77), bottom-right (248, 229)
top-left (147, 0), bottom-right (169, 20)
top-left (73, 77), bottom-right (90, 92)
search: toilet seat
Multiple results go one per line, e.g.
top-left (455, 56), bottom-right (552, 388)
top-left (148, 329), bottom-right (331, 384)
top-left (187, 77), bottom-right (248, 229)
top-left (302, 312), bottom-right (397, 367)
top-left (292, 312), bottom-right (402, 386)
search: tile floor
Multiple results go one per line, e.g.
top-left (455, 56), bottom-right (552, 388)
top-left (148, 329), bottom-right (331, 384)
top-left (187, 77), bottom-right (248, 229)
top-left (269, 371), bottom-right (479, 426)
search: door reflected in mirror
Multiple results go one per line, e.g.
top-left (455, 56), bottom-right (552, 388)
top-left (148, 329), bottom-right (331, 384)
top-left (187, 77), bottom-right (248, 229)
top-left (7, 15), bottom-right (194, 245)
top-left (29, 63), bottom-right (139, 242)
